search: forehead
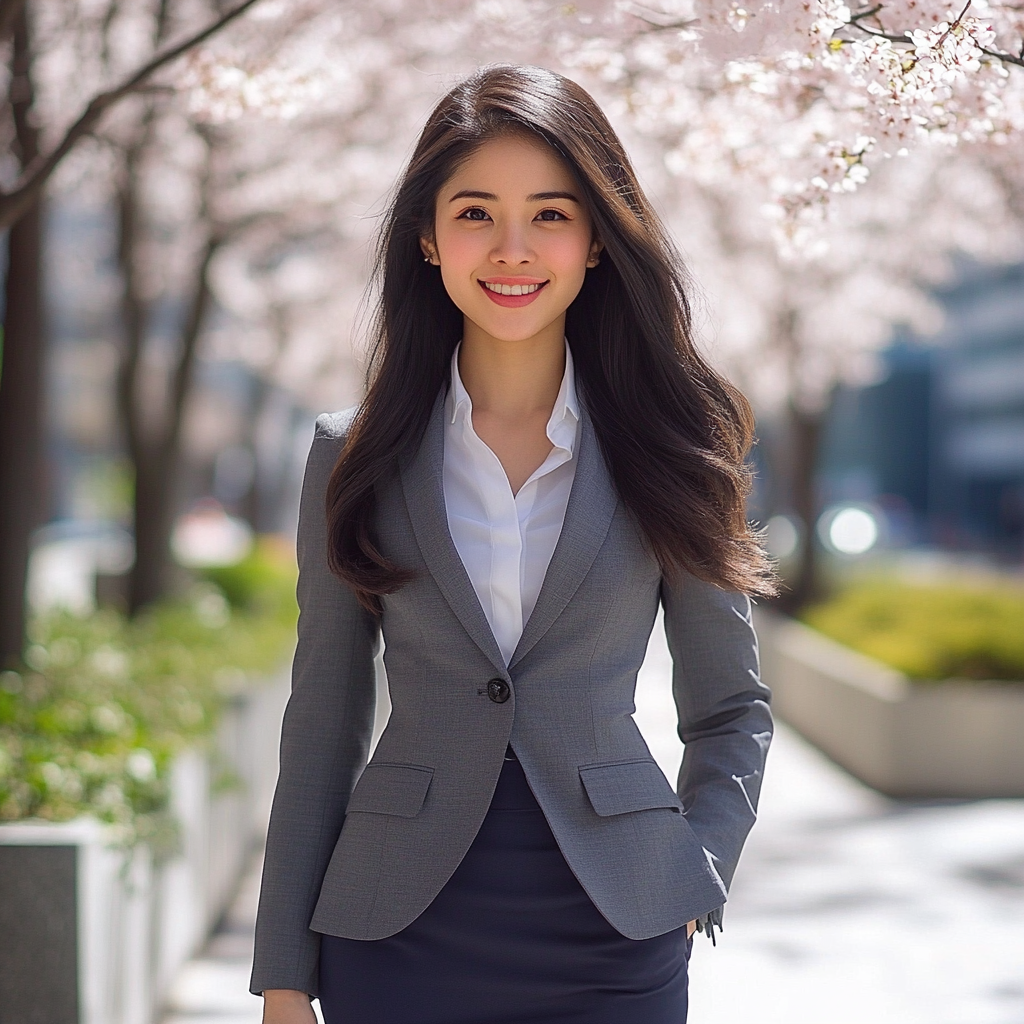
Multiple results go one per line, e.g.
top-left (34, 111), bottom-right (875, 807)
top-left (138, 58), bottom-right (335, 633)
top-left (442, 134), bottom-right (577, 197)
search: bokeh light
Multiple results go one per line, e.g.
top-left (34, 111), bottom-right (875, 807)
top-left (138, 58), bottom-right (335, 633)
top-left (765, 514), bottom-right (800, 560)
top-left (820, 506), bottom-right (879, 555)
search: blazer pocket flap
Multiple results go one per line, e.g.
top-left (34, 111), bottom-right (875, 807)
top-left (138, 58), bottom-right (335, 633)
top-left (579, 759), bottom-right (683, 817)
top-left (346, 763), bottom-right (434, 818)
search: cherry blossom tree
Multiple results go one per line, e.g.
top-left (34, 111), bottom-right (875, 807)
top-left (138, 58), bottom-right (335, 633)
top-left (4, 0), bottom-right (1021, 650)
top-left (657, 148), bottom-right (1023, 602)
top-left (181, 0), bottom-right (1024, 603)
top-left (184, 2), bottom-right (1024, 229)
top-left (40, 1), bottom-right (412, 614)
top-left (92, 57), bottom-right (370, 611)
top-left (0, 0), bottom-right (266, 665)
top-left (566, 1), bottom-right (1024, 598)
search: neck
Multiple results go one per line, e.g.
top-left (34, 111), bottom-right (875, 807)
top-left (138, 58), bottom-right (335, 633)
top-left (458, 317), bottom-right (566, 419)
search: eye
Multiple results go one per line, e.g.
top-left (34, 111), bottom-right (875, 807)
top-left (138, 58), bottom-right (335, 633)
top-left (536, 209), bottom-right (568, 221)
top-left (458, 207), bottom-right (491, 222)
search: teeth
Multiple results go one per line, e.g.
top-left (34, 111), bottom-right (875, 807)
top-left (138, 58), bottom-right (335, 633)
top-left (483, 281), bottom-right (543, 296)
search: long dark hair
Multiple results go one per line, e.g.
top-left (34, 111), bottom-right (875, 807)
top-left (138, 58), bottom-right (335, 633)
top-left (327, 64), bottom-right (775, 613)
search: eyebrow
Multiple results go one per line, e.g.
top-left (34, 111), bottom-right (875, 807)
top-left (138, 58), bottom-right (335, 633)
top-left (448, 189), bottom-right (581, 203)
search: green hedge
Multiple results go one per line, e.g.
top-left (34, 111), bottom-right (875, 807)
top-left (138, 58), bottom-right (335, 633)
top-left (0, 539), bottom-right (297, 847)
top-left (801, 577), bottom-right (1024, 682)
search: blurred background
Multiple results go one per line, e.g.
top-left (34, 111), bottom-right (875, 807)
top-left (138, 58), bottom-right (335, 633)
top-left (0, 2), bottom-right (1022, 1023)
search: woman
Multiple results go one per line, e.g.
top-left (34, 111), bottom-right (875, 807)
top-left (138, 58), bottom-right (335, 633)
top-left (252, 64), bottom-right (775, 1024)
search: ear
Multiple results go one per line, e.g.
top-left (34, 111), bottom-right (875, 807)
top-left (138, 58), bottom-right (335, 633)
top-left (419, 236), bottom-right (438, 265)
top-left (586, 237), bottom-right (604, 268)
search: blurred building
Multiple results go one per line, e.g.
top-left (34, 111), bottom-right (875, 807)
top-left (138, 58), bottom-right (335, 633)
top-left (821, 260), bottom-right (1024, 562)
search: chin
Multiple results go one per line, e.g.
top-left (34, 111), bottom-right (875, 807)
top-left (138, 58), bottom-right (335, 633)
top-left (477, 321), bottom-right (555, 343)
top-left (470, 306), bottom-right (558, 339)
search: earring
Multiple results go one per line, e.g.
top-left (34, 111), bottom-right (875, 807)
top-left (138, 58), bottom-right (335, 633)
top-left (424, 254), bottom-right (435, 264)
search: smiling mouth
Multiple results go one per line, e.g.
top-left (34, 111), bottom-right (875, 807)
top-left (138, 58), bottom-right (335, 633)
top-left (478, 279), bottom-right (549, 307)
top-left (481, 280), bottom-right (546, 296)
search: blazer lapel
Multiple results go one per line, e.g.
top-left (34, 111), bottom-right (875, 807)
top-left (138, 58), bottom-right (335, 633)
top-left (399, 394), bottom-right (507, 675)
top-left (509, 408), bottom-right (619, 670)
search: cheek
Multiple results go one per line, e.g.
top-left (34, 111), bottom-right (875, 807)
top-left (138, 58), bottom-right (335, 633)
top-left (436, 232), bottom-right (484, 311)
top-left (542, 232), bottom-right (592, 279)
top-left (435, 225), bottom-right (482, 273)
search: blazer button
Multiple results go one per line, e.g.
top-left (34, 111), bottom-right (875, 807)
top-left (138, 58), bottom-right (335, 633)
top-left (487, 678), bottom-right (511, 704)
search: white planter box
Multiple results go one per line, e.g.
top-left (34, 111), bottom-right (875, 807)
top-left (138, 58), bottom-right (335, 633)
top-left (756, 611), bottom-right (1024, 798)
top-left (0, 668), bottom-right (290, 1024)
top-left (0, 818), bottom-right (152, 1024)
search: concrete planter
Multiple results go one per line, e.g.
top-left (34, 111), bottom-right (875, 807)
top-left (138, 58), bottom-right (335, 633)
top-left (0, 819), bottom-right (151, 1024)
top-left (756, 612), bottom-right (1024, 798)
top-left (0, 669), bottom-right (289, 1024)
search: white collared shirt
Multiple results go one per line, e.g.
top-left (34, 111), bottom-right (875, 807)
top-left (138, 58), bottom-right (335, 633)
top-left (443, 340), bottom-right (580, 666)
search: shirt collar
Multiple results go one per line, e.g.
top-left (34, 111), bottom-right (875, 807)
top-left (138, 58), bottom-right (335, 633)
top-left (447, 339), bottom-right (579, 453)
top-left (448, 344), bottom-right (473, 426)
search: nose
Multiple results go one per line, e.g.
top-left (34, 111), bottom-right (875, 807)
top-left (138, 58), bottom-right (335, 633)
top-left (489, 221), bottom-right (533, 267)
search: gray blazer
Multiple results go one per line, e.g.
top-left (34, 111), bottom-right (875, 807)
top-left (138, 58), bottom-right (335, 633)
top-left (250, 394), bottom-right (772, 997)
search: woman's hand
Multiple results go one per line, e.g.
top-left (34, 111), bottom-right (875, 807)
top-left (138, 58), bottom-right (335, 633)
top-left (686, 919), bottom-right (697, 939)
top-left (262, 989), bottom-right (317, 1024)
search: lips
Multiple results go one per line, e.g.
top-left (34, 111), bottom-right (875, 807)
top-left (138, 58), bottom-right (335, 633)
top-left (478, 279), bottom-right (549, 308)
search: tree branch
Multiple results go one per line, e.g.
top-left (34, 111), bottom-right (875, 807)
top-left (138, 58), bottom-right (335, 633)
top-left (0, 0), bottom-right (264, 231)
top-left (10, 2), bottom-right (39, 168)
top-left (848, 5), bottom-right (884, 24)
top-left (979, 44), bottom-right (1024, 68)
top-left (934, 0), bottom-right (972, 51)
top-left (846, 20), bottom-right (912, 44)
top-left (115, 138), bottom-right (153, 479)
top-left (632, 15), bottom-right (699, 35)
top-left (849, 20), bottom-right (1024, 69)
top-left (846, 0), bottom-right (1024, 71)
top-left (165, 231), bottom-right (220, 462)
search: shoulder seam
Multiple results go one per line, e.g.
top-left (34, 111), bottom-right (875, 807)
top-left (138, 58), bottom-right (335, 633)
top-left (314, 407), bottom-right (359, 441)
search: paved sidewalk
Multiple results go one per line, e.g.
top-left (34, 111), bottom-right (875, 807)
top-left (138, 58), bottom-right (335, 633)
top-left (163, 616), bottom-right (1024, 1023)
top-left (684, 722), bottom-right (1024, 1023)
top-left (162, 854), bottom-right (277, 1024)
top-left (635, 614), bottom-right (1024, 1024)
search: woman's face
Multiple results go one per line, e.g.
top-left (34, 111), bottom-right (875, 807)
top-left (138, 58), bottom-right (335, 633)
top-left (422, 134), bottom-right (602, 345)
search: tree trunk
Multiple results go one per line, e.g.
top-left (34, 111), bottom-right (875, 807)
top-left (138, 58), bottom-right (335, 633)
top-left (780, 401), bottom-right (825, 613)
top-left (0, 5), bottom-right (44, 667)
top-left (117, 150), bottom-right (219, 616)
top-left (126, 232), bottom-right (217, 614)
top-left (0, 205), bottom-right (44, 666)
top-left (114, 136), bottom-right (152, 613)
top-left (129, 447), bottom-right (174, 610)
top-left (238, 374), bottom-right (269, 532)
top-left (0, 0), bottom-right (27, 41)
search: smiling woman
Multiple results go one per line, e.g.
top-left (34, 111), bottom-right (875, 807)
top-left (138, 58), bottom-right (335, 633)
top-left (327, 67), bottom-right (774, 610)
top-left (428, 141), bottom-right (599, 332)
top-left (252, 64), bottom-right (775, 1024)
top-left (421, 134), bottom-right (601, 494)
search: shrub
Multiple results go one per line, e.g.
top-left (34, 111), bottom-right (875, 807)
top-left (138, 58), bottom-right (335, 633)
top-left (801, 578), bottom-right (1024, 682)
top-left (0, 539), bottom-right (297, 846)
top-left (199, 536), bottom-right (296, 616)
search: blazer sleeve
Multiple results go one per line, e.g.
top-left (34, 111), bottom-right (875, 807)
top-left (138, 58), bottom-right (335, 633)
top-left (250, 412), bottom-right (380, 997)
top-left (661, 574), bottom-right (773, 932)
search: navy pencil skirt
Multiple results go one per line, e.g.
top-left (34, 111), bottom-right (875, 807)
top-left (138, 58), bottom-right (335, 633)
top-left (317, 749), bottom-right (692, 1024)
